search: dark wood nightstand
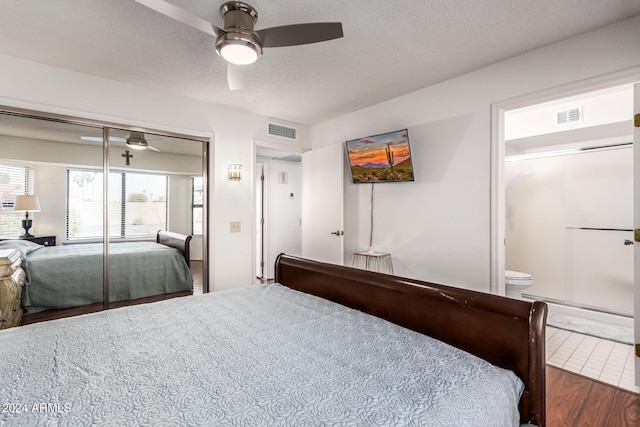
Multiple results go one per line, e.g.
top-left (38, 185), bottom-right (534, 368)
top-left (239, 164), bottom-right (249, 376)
top-left (21, 235), bottom-right (56, 246)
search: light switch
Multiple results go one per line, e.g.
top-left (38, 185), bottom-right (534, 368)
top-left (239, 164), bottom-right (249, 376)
top-left (230, 221), bottom-right (241, 233)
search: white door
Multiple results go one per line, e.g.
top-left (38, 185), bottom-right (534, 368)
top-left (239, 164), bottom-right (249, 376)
top-left (634, 82), bottom-right (640, 385)
top-left (301, 143), bottom-right (344, 264)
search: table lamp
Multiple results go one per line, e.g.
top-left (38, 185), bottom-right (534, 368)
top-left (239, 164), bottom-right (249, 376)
top-left (13, 195), bottom-right (41, 238)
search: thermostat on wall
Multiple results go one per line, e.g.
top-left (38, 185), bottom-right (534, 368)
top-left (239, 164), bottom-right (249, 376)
top-left (278, 172), bottom-right (288, 184)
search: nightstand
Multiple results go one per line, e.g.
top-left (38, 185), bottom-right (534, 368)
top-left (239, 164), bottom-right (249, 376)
top-left (21, 235), bottom-right (56, 246)
top-left (0, 249), bottom-right (26, 329)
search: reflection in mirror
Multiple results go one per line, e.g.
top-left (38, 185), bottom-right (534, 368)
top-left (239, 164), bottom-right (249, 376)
top-left (0, 112), bottom-right (104, 325)
top-left (106, 128), bottom-right (204, 308)
top-left (0, 112), bottom-right (207, 326)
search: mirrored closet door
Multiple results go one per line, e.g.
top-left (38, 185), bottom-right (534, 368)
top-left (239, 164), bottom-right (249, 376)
top-left (0, 110), bottom-right (207, 326)
top-left (0, 112), bottom-right (105, 324)
top-left (106, 128), bottom-right (205, 309)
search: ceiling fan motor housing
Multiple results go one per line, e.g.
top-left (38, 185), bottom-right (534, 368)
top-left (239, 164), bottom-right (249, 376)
top-left (215, 1), bottom-right (263, 64)
top-left (127, 131), bottom-right (149, 150)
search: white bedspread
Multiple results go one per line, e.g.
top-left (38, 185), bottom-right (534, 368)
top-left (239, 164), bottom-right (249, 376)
top-left (0, 284), bottom-right (524, 426)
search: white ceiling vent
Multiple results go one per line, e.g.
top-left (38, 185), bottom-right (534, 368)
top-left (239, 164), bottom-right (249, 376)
top-left (555, 106), bottom-right (582, 126)
top-left (268, 122), bottom-right (298, 141)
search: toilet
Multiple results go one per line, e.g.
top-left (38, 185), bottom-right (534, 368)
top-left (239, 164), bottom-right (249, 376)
top-left (505, 270), bottom-right (533, 299)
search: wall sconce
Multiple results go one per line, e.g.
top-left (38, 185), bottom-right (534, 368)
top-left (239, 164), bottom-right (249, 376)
top-left (228, 164), bottom-right (242, 181)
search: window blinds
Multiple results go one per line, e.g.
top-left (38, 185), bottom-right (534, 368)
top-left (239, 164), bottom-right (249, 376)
top-left (0, 163), bottom-right (32, 237)
top-left (66, 168), bottom-right (168, 240)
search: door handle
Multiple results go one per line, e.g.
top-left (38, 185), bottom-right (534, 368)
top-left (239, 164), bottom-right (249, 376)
top-left (624, 239), bottom-right (634, 245)
top-left (330, 230), bottom-right (343, 236)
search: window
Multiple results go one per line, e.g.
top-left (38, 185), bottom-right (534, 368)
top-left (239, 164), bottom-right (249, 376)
top-left (0, 163), bottom-right (33, 238)
top-left (192, 176), bottom-right (203, 236)
top-left (67, 169), bottom-right (167, 240)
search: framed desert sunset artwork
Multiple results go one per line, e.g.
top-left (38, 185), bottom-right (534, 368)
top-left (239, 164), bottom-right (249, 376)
top-left (345, 129), bottom-right (415, 183)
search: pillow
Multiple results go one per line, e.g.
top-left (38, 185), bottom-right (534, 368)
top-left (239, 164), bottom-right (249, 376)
top-left (0, 239), bottom-right (44, 257)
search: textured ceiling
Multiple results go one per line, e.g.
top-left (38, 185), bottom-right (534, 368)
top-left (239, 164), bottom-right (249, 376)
top-left (0, 0), bottom-right (639, 125)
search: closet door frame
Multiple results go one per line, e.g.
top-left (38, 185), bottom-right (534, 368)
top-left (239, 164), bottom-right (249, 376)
top-left (0, 105), bottom-right (210, 309)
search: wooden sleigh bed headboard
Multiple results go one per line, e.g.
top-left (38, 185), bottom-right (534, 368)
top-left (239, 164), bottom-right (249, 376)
top-left (156, 230), bottom-right (192, 267)
top-left (275, 254), bottom-right (547, 427)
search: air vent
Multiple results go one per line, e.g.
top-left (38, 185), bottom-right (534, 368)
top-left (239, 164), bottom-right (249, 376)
top-left (556, 106), bottom-right (582, 125)
top-left (268, 122), bottom-right (298, 140)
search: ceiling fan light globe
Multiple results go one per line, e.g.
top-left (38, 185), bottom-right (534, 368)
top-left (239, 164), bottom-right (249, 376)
top-left (216, 31), bottom-right (262, 65)
top-left (126, 141), bottom-right (148, 150)
top-left (220, 44), bottom-right (258, 65)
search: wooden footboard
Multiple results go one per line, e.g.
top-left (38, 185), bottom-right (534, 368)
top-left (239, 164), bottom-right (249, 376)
top-left (156, 230), bottom-right (192, 267)
top-left (275, 254), bottom-right (547, 427)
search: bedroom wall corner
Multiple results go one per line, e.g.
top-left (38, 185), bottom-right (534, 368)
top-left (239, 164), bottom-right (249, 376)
top-left (0, 55), bottom-right (310, 291)
top-left (309, 14), bottom-right (640, 293)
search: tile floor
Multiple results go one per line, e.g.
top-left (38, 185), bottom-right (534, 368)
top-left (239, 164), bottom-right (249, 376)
top-left (546, 326), bottom-right (638, 393)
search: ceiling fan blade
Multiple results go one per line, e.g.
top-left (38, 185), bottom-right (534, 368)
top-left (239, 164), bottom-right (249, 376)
top-left (134, 0), bottom-right (223, 37)
top-left (148, 145), bottom-right (161, 152)
top-left (257, 22), bottom-right (343, 48)
top-left (81, 136), bottom-right (127, 143)
top-left (227, 63), bottom-right (247, 91)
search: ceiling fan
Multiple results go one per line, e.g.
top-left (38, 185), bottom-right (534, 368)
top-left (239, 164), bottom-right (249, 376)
top-left (134, 0), bottom-right (344, 90)
top-left (125, 131), bottom-right (161, 152)
top-left (80, 131), bottom-right (161, 152)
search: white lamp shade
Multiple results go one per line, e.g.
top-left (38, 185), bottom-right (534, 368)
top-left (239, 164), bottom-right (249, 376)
top-left (14, 195), bottom-right (41, 212)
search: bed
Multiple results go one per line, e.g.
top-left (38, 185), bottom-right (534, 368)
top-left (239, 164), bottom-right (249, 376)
top-left (0, 254), bottom-right (546, 426)
top-left (0, 230), bottom-right (193, 314)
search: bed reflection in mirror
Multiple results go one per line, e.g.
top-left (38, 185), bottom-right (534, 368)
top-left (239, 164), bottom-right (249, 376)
top-left (107, 128), bottom-right (204, 310)
top-left (0, 111), bottom-right (207, 325)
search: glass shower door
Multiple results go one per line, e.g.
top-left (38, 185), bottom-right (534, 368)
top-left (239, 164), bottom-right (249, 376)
top-left (505, 145), bottom-right (634, 316)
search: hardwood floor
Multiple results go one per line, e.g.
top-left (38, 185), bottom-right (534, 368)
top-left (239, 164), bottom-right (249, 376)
top-left (547, 365), bottom-right (640, 426)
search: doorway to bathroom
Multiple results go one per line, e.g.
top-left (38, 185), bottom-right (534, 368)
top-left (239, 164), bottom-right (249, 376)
top-left (504, 83), bottom-right (634, 318)
top-left (491, 67), bottom-right (640, 385)
top-left (491, 71), bottom-right (640, 387)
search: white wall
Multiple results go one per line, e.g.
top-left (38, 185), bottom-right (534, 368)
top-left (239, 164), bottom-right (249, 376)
top-left (31, 163), bottom-right (66, 241)
top-left (505, 85), bottom-right (633, 141)
top-left (0, 54), bottom-right (310, 291)
top-left (504, 85), bottom-right (634, 156)
top-left (310, 15), bottom-right (640, 292)
top-left (167, 174), bottom-right (192, 236)
top-left (168, 174), bottom-right (201, 261)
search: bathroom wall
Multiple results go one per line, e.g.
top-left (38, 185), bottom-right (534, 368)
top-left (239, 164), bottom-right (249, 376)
top-left (505, 146), bottom-right (633, 315)
top-left (505, 85), bottom-right (633, 144)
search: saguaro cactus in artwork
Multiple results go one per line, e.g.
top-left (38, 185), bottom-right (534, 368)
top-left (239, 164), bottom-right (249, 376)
top-left (385, 143), bottom-right (395, 171)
